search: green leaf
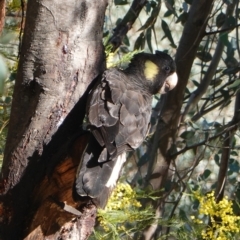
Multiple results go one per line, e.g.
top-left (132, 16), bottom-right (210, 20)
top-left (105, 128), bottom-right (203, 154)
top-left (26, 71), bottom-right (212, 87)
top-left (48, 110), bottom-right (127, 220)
top-left (199, 169), bottom-right (211, 180)
top-left (216, 12), bottom-right (226, 28)
top-left (220, 89), bottom-right (230, 101)
top-left (161, 20), bottom-right (176, 47)
top-left (223, 67), bottom-right (240, 75)
top-left (229, 160), bottom-right (240, 173)
top-left (210, 78), bottom-right (222, 87)
top-left (231, 151), bottom-right (238, 156)
top-left (228, 79), bottom-right (240, 89)
top-left (225, 56), bottom-right (238, 68)
top-left (164, 10), bottom-right (174, 17)
top-left (114, 0), bottom-right (128, 5)
top-left (146, 28), bottom-right (153, 53)
top-left (9, 71), bottom-right (17, 81)
top-left (180, 131), bottom-right (195, 139)
top-left (166, 0), bottom-right (174, 8)
top-left (192, 199), bottom-right (200, 210)
top-left (220, 32), bottom-right (229, 46)
top-left (185, 87), bottom-right (190, 94)
top-left (226, 16), bottom-right (236, 28)
top-left (179, 209), bottom-right (188, 221)
top-left (188, 121), bottom-right (199, 130)
top-left (138, 153), bottom-right (149, 167)
top-left (192, 80), bottom-right (199, 87)
top-left (138, 16), bottom-right (155, 31)
top-left (134, 32), bottom-right (145, 50)
top-left (196, 51), bottom-right (212, 62)
top-left (116, 18), bottom-right (122, 25)
top-left (185, 0), bottom-right (192, 4)
top-left (145, 1), bottom-right (157, 14)
top-left (145, 2), bottom-right (152, 13)
top-left (232, 200), bottom-right (240, 216)
top-left (138, 6), bottom-right (160, 31)
top-left (176, 12), bottom-right (188, 25)
top-left (122, 35), bottom-right (130, 46)
top-left (214, 154), bottom-right (220, 165)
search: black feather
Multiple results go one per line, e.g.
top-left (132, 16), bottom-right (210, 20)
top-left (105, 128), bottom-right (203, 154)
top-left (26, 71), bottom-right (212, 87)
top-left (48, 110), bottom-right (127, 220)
top-left (75, 51), bottom-right (177, 208)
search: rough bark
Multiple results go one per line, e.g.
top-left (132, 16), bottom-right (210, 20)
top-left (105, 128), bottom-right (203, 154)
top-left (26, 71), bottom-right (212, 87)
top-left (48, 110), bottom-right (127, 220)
top-left (0, 0), bottom-right (5, 35)
top-left (24, 133), bottom-right (97, 240)
top-left (0, 0), bottom-right (107, 239)
top-left (143, 1), bottom-right (214, 239)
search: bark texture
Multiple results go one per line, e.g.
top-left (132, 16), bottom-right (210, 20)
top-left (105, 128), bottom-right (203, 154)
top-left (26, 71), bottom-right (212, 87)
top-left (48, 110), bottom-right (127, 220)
top-left (24, 133), bottom-right (97, 240)
top-left (0, 0), bottom-right (5, 35)
top-left (0, 0), bottom-right (107, 239)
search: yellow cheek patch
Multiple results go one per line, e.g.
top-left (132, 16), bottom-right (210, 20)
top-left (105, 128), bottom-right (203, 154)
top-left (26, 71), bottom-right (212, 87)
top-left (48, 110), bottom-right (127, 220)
top-left (144, 60), bottom-right (159, 81)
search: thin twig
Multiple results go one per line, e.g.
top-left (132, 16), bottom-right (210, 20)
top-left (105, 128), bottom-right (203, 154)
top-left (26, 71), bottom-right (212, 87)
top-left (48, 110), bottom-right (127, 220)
top-left (18, 0), bottom-right (25, 58)
top-left (170, 123), bottom-right (238, 158)
top-left (165, 147), bottom-right (206, 236)
top-left (205, 23), bottom-right (240, 36)
top-left (108, 0), bottom-right (147, 51)
top-left (236, 0), bottom-right (240, 57)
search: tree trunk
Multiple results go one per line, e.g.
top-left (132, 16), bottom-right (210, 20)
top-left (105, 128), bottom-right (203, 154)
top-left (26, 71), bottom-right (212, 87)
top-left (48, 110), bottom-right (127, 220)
top-left (0, 0), bottom-right (107, 239)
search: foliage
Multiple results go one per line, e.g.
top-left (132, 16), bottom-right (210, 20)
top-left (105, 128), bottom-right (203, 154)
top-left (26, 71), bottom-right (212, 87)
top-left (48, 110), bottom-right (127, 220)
top-left (94, 183), bottom-right (187, 240)
top-left (0, 0), bottom-right (20, 168)
top-left (94, 183), bottom-right (155, 239)
top-left (94, 184), bottom-right (240, 240)
top-left (1, 0), bottom-right (240, 238)
top-left (103, 0), bottom-right (240, 239)
top-left (105, 40), bottom-right (142, 69)
top-left (193, 191), bottom-right (240, 240)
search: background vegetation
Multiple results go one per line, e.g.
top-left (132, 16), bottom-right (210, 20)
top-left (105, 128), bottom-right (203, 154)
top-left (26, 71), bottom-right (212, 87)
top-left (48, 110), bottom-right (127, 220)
top-left (0, 0), bottom-right (240, 239)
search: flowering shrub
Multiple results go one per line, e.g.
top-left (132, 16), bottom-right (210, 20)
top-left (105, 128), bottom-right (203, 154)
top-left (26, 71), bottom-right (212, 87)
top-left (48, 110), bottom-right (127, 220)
top-left (192, 191), bottom-right (240, 240)
top-left (96, 183), bottom-right (155, 239)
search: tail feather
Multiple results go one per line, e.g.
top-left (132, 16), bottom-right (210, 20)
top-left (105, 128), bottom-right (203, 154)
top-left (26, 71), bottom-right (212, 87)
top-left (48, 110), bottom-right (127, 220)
top-left (75, 135), bottom-right (127, 208)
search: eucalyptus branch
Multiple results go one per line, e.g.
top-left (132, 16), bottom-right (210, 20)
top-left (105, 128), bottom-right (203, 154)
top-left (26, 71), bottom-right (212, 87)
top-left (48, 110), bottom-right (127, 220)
top-left (108, 0), bottom-right (147, 51)
top-left (236, 0), bottom-right (240, 57)
top-left (205, 23), bottom-right (240, 36)
top-left (201, 77), bottom-right (235, 100)
top-left (165, 148), bottom-right (206, 236)
top-left (142, 1), bottom-right (216, 238)
top-left (182, 1), bottom-right (237, 120)
top-left (215, 92), bottom-right (240, 202)
top-left (191, 98), bottom-right (226, 121)
top-left (170, 124), bottom-right (238, 158)
top-left (192, 79), bottom-right (236, 121)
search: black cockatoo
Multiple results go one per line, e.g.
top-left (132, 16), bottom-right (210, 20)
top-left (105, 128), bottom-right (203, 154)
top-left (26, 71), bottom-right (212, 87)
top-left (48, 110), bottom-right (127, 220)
top-left (76, 51), bottom-right (178, 207)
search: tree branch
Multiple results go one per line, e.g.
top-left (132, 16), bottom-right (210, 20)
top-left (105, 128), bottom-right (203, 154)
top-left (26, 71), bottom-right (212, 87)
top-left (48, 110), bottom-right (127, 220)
top-left (142, 1), bottom-right (215, 239)
top-left (182, 1), bottom-right (237, 120)
top-left (108, 0), bottom-right (147, 51)
top-left (165, 148), bottom-right (206, 236)
top-left (215, 91), bottom-right (240, 202)
top-left (170, 123), bottom-right (237, 158)
top-left (205, 23), bottom-right (240, 36)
